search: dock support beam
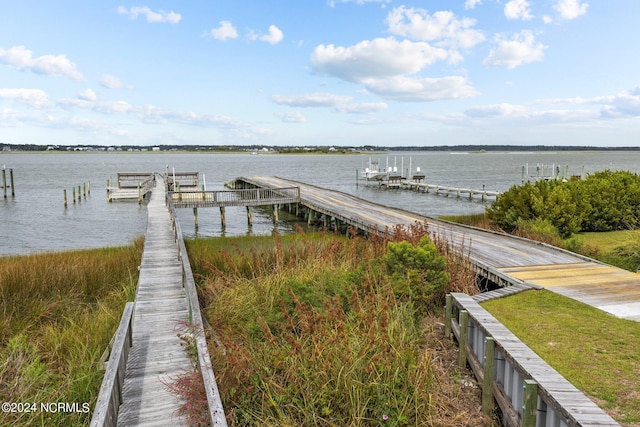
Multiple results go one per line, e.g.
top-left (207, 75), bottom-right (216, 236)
top-left (273, 204), bottom-right (279, 222)
top-left (193, 207), bottom-right (199, 230)
top-left (220, 206), bottom-right (226, 228)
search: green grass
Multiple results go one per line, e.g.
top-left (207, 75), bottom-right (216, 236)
top-left (481, 290), bottom-right (640, 425)
top-left (0, 239), bottom-right (142, 426)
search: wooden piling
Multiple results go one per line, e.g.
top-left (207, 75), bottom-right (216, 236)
top-left (64, 189), bottom-right (68, 208)
top-left (77, 185), bottom-right (81, 202)
top-left (2, 168), bottom-right (6, 198)
top-left (193, 207), bottom-right (199, 230)
top-left (246, 206), bottom-right (252, 226)
top-left (9, 169), bottom-right (14, 197)
top-left (73, 187), bottom-right (76, 204)
top-left (273, 204), bottom-right (279, 222)
top-left (83, 182), bottom-right (87, 199)
top-left (220, 206), bottom-right (226, 228)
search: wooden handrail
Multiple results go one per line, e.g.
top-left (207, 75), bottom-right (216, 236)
top-left (446, 293), bottom-right (619, 427)
top-left (90, 302), bottom-right (134, 427)
top-left (166, 194), bottom-right (228, 426)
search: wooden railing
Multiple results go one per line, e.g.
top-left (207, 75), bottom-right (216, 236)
top-left (445, 292), bottom-right (619, 427)
top-left (167, 195), bottom-right (228, 426)
top-left (169, 186), bottom-right (300, 208)
top-left (90, 302), bottom-right (134, 427)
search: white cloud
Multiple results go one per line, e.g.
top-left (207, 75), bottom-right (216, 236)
top-left (117, 6), bottom-right (181, 24)
top-left (364, 75), bottom-right (479, 102)
top-left (465, 103), bottom-right (527, 118)
top-left (260, 25), bottom-right (284, 45)
top-left (0, 88), bottom-right (49, 108)
top-left (271, 93), bottom-right (353, 108)
top-left (100, 74), bottom-right (126, 89)
top-left (553, 0), bottom-right (589, 20)
top-left (78, 88), bottom-right (97, 102)
top-left (0, 45), bottom-right (83, 81)
top-left (275, 111), bottom-right (307, 123)
top-left (483, 31), bottom-right (546, 69)
top-left (311, 37), bottom-right (451, 83)
top-left (386, 7), bottom-right (485, 49)
top-left (464, 0), bottom-right (482, 9)
top-left (210, 21), bottom-right (238, 41)
top-left (335, 102), bottom-right (388, 113)
top-left (542, 15), bottom-right (553, 24)
top-left (504, 0), bottom-right (533, 20)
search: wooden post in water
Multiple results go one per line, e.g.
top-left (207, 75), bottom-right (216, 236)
top-left (246, 206), bottom-right (253, 226)
top-left (273, 204), bottom-right (279, 222)
top-left (83, 182), bottom-right (87, 199)
top-left (77, 185), bottom-right (81, 202)
top-left (2, 168), bottom-right (6, 199)
top-left (458, 310), bottom-right (468, 369)
top-left (10, 169), bottom-right (14, 197)
top-left (73, 187), bottom-right (76, 204)
top-left (220, 207), bottom-right (226, 228)
top-left (482, 337), bottom-right (495, 415)
top-left (88, 181), bottom-right (91, 195)
top-left (64, 189), bottom-right (68, 208)
top-left (193, 208), bottom-right (199, 230)
top-left (137, 182), bottom-right (142, 204)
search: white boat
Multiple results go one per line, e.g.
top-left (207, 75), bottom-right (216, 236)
top-left (361, 158), bottom-right (388, 181)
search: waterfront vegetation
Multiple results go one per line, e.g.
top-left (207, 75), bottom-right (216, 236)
top-left (0, 240), bottom-right (142, 426)
top-left (481, 290), bottom-right (640, 425)
top-left (186, 227), bottom-right (494, 426)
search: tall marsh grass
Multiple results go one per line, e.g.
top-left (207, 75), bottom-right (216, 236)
top-left (187, 227), bottom-right (491, 426)
top-left (0, 238), bottom-right (142, 426)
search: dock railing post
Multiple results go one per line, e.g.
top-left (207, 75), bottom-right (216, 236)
top-left (482, 337), bottom-right (495, 415)
top-left (458, 310), bottom-right (468, 369)
top-left (444, 294), bottom-right (452, 338)
top-left (522, 380), bottom-right (538, 427)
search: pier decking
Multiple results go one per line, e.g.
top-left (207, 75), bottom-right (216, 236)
top-left (116, 176), bottom-right (191, 426)
top-left (235, 176), bottom-right (640, 322)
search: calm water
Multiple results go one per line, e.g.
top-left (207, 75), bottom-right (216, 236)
top-left (2, 150), bottom-right (640, 257)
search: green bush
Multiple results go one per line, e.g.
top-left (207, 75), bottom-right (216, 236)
top-left (487, 170), bottom-right (640, 237)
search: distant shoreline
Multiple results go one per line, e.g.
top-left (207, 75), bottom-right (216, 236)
top-left (3, 143), bottom-right (640, 154)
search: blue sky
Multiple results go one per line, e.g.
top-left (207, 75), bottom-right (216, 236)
top-left (1, 0), bottom-right (638, 147)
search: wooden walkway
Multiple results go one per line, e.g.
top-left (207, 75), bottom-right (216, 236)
top-left (236, 176), bottom-right (640, 322)
top-left (116, 176), bottom-right (191, 426)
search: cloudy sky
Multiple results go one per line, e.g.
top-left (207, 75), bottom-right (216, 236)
top-left (1, 1), bottom-right (638, 147)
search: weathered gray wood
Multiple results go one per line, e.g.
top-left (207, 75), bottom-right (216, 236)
top-left (91, 302), bottom-right (134, 427)
top-left (116, 177), bottom-right (192, 426)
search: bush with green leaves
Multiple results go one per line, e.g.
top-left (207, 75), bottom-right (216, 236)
top-left (487, 170), bottom-right (640, 238)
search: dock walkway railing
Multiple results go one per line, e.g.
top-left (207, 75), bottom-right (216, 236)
top-left (169, 186), bottom-right (301, 208)
top-left (90, 303), bottom-right (134, 427)
top-left (445, 292), bottom-right (619, 427)
top-left (166, 191), bottom-right (228, 426)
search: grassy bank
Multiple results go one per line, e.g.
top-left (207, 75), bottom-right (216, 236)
top-left (187, 229), bottom-right (494, 426)
top-left (481, 290), bottom-right (640, 425)
top-left (0, 240), bottom-right (142, 426)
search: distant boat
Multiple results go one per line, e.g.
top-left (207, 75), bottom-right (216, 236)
top-left (251, 151), bottom-right (258, 155)
top-left (361, 158), bottom-right (388, 181)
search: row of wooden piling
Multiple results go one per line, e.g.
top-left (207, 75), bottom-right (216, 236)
top-left (2, 167), bottom-right (15, 198)
top-left (63, 182), bottom-right (91, 208)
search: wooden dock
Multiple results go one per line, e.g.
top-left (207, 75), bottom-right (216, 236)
top-left (235, 176), bottom-right (640, 322)
top-left (107, 173), bottom-right (155, 202)
top-left (116, 176), bottom-right (191, 426)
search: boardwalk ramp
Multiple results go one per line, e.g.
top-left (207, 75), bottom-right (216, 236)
top-left (116, 177), bottom-right (191, 426)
